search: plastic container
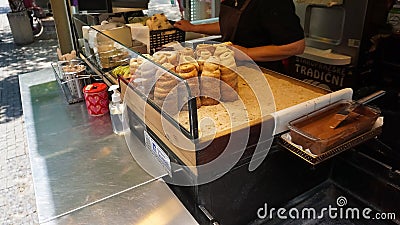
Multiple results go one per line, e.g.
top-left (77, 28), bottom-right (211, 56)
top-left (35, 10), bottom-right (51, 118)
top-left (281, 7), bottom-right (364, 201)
top-left (288, 100), bottom-right (381, 155)
top-left (95, 47), bottom-right (130, 69)
top-left (108, 85), bottom-right (127, 135)
top-left (83, 83), bottom-right (109, 116)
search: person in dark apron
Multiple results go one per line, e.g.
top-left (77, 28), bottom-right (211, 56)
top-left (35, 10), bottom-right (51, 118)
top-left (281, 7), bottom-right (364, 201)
top-left (174, 0), bottom-right (305, 73)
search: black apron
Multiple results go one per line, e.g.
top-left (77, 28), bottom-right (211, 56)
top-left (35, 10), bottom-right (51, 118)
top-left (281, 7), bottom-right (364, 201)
top-left (219, 0), bottom-right (252, 42)
top-left (219, 0), bottom-right (285, 72)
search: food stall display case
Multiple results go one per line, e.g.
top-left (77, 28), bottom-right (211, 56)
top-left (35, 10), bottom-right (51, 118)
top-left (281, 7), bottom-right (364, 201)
top-left (72, 13), bottom-right (357, 167)
top-left (69, 14), bottom-right (400, 225)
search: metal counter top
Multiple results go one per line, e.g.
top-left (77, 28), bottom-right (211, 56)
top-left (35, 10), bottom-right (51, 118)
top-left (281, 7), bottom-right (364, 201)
top-left (19, 68), bottom-right (198, 225)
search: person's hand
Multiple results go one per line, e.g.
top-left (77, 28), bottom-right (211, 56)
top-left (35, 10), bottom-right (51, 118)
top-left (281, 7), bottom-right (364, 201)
top-left (174, 20), bottom-right (195, 32)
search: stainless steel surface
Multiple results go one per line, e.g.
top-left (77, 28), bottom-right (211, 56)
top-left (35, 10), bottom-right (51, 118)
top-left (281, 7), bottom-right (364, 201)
top-left (295, 1), bottom-right (366, 66)
top-left (42, 179), bottom-right (198, 225)
top-left (19, 68), bottom-right (198, 225)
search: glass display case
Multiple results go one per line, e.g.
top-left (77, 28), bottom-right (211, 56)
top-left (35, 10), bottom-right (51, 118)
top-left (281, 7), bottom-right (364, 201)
top-left (70, 12), bottom-right (359, 173)
top-left (67, 13), bottom-right (400, 225)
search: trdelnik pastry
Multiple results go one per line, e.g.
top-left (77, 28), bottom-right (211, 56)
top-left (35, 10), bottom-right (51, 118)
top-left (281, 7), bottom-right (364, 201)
top-left (196, 50), bottom-right (212, 72)
top-left (195, 43), bottom-right (215, 57)
top-left (178, 47), bottom-right (195, 58)
top-left (213, 43), bottom-right (234, 58)
top-left (219, 51), bottom-right (239, 102)
top-left (178, 54), bottom-right (199, 71)
top-left (153, 51), bottom-right (178, 66)
top-left (135, 59), bottom-right (158, 99)
top-left (154, 63), bottom-right (179, 115)
top-left (176, 55), bottom-right (201, 109)
top-left (200, 56), bottom-right (221, 106)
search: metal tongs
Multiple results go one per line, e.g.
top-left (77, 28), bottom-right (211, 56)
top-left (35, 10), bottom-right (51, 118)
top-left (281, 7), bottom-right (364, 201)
top-left (329, 90), bottom-right (386, 129)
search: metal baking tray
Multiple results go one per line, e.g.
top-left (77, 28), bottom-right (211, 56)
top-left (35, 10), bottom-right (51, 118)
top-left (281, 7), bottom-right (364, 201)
top-left (279, 118), bottom-right (383, 165)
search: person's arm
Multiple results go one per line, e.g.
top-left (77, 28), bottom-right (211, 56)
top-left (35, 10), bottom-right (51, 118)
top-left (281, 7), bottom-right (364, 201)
top-left (233, 39), bottom-right (305, 62)
top-left (174, 20), bottom-right (221, 35)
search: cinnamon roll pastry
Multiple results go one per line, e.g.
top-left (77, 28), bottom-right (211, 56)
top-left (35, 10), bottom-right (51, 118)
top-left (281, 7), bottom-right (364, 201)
top-left (166, 51), bottom-right (178, 65)
top-left (153, 53), bottom-right (168, 65)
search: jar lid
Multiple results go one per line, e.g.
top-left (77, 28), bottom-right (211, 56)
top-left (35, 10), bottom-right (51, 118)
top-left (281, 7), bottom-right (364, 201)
top-left (83, 83), bottom-right (108, 93)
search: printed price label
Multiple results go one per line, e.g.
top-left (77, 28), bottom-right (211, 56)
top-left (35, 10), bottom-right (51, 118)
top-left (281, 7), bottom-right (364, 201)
top-left (144, 131), bottom-right (172, 177)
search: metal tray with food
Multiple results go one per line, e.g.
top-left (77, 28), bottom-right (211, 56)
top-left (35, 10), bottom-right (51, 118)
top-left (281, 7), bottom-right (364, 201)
top-left (288, 99), bottom-right (381, 154)
top-left (280, 117), bottom-right (383, 165)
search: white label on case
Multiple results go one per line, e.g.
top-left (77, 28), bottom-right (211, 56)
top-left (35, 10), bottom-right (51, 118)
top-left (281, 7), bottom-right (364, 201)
top-left (144, 131), bottom-right (172, 177)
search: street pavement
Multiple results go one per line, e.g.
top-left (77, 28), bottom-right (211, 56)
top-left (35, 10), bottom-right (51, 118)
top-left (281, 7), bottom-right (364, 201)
top-left (0, 0), bottom-right (58, 223)
top-left (0, 0), bottom-right (181, 224)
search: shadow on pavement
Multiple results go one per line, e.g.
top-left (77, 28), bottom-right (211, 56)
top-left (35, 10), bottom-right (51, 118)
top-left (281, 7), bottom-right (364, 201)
top-left (0, 74), bottom-right (22, 123)
top-left (0, 24), bottom-right (58, 123)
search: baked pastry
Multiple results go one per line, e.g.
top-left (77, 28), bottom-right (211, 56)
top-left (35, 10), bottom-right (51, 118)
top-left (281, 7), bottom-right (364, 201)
top-left (219, 51), bottom-right (239, 101)
top-left (57, 49), bottom-right (77, 61)
top-left (136, 60), bottom-right (158, 99)
top-left (196, 50), bottom-right (212, 72)
top-left (213, 44), bottom-right (234, 58)
top-left (200, 56), bottom-right (221, 106)
top-left (178, 47), bottom-right (195, 58)
top-left (195, 44), bottom-right (215, 57)
top-left (129, 57), bottom-right (144, 78)
top-left (146, 13), bottom-right (173, 31)
top-left (176, 61), bottom-right (201, 109)
top-left (153, 53), bottom-right (168, 65)
top-left (178, 55), bottom-right (199, 71)
top-left (154, 63), bottom-right (179, 114)
top-left (153, 51), bottom-right (178, 65)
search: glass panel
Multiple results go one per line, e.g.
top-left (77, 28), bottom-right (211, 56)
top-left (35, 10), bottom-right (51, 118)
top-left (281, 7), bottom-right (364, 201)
top-left (151, 41), bottom-right (276, 141)
top-left (71, 15), bottom-right (193, 138)
top-left (71, 13), bottom-right (276, 145)
top-left (72, 15), bottom-right (89, 58)
top-left (124, 52), bottom-right (193, 138)
top-left (90, 31), bottom-right (131, 70)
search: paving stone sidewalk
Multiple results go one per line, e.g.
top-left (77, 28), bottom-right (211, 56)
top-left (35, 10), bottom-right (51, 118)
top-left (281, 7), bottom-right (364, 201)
top-left (0, 7), bottom-right (58, 224)
top-left (0, 1), bottom-right (182, 224)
